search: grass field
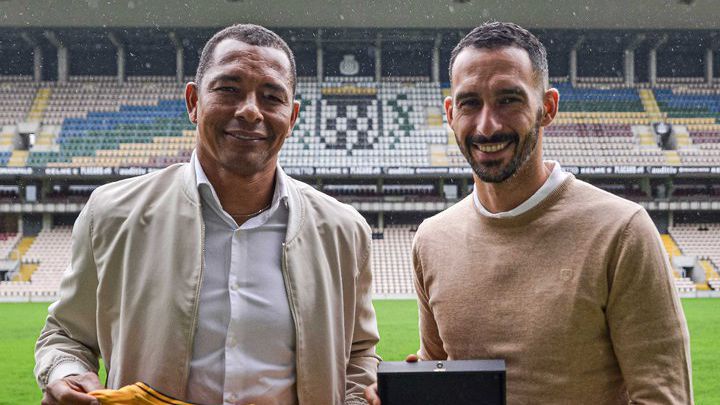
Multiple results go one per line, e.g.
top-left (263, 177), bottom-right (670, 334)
top-left (1, 299), bottom-right (717, 404)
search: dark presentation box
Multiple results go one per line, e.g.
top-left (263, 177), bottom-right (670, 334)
top-left (377, 359), bottom-right (506, 405)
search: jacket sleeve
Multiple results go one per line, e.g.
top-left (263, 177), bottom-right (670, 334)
top-left (34, 197), bottom-right (101, 390)
top-left (412, 234), bottom-right (448, 361)
top-left (606, 208), bottom-right (693, 404)
top-left (345, 224), bottom-right (381, 405)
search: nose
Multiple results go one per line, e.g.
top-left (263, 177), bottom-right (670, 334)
top-left (476, 105), bottom-right (502, 137)
top-left (234, 93), bottom-right (263, 124)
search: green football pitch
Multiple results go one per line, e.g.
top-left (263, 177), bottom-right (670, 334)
top-left (1, 299), bottom-right (717, 404)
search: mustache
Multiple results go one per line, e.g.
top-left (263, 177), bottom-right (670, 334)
top-left (466, 132), bottom-right (519, 145)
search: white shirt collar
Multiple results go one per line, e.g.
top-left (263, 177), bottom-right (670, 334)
top-left (473, 160), bottom-right (570, 218)
top-left (191, 150), bottom-right (289, 227)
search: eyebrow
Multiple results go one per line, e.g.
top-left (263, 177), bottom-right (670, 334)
top-left (209, 74), bottom-right (241, 85)
top-left (496, 87), bottom-right (527, 98)
top-left (209, 74), bottom-right (288, 95)
top-left (454, 91), bottom-right (478, 104)
top-left (454, 86), bottom-right (527, 104)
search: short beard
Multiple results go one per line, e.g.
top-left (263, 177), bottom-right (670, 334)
top-left (460, 109), bottom-right (542, 184)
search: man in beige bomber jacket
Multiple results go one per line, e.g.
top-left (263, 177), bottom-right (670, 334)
top-left (35, 24), bottom-right (379, 405)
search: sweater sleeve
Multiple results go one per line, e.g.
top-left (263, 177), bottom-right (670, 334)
top-left (34, 196), bottom-right (101, 390)
top-left (606, 208), bottom-right (693, 404)
top-left (413, 233), bottom-right (448, 361)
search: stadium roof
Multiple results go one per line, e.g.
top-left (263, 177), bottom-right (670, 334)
top-left (0, 0), bottom-right (717, 30)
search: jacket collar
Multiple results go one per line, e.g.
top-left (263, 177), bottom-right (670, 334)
top-left (181, 161), bottom-right (201, 207)
top-left (282, 169), bottom-right (305, 246)
top-left (181, 160), bottom-right (305, 244)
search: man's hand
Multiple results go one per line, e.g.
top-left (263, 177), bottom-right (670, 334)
top-left (364, 354), bottom-right (419, 405)
top-left (364, 383), bottom-right (381, 405)
top-left (41, 372), bottom-right (102, 405)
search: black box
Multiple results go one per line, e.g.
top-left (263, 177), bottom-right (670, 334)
top-left (377, 359), bottom-right (506, 405)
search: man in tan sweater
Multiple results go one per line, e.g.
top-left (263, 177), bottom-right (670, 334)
top-left (367, 22), bottom-right (692, 404)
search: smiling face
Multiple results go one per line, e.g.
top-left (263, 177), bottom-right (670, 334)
top-left (185, 38), bottom-right (299, 178)
top-left (445, 46), bottom-right (555, 184)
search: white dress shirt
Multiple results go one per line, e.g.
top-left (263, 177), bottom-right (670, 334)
top-left (473, 160), bottom-right (570, 218)
top-left (187, 152), bottom-right (297, 405)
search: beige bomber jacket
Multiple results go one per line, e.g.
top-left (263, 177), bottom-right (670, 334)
top-left (35, 163), bottom-right (380, 405)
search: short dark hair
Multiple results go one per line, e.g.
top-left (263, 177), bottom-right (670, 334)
top-left (449, 22), bottom-right (548, 89)
top-left (195, 23), bottom-right (296, 94)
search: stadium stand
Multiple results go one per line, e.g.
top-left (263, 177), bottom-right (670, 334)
top-left (669, 223), bottom-right (720, 291)
top-left (2, 221), bottom-right (714, 298)
top-left (661, 234), bottom-right (698, 293)
top-left (0, 75), bottom-right (37, 126)
top-left (0, 75), bottom-right (716, 171)
top-left (0, 226), bottom-right (71, 297)
top-left (0, 25), bottom-right (719, 299)
top-left (0, 76), bottom-right (719, 298)
top-left (284, 77), bottom-right (445, 167)
top-left (651, 85), bottom-right (720, 166)
top-left (21, 226), bottom-right (72, 293)
top-left (544, 83), bottom-right (669, 166)
top-left (371, 225), bottom-right (415, 296)
top-left (0, 232), bottom-right (19, 262)
top-left (0, 224), bottom-right (421, 297)
top-left (27, 76), bottom-right (193, 168)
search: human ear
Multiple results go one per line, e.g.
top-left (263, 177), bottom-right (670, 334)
top-left (185, 82), bottom-right (199, 124)
top-left (286, 100), bottom-right (301, 138)
top-left (444, 96), bottom-right (454, 126)
top-left (540, 88), bottom-right (559, 126)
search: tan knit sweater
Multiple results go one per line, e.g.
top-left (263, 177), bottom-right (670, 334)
top-left (413, 175), bottom-right (692, 404)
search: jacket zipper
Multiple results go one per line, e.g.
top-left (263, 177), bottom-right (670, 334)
top-left (280, 242), bottom-right (303, 404)
top-left (183, 210), bottom-right (206, 395)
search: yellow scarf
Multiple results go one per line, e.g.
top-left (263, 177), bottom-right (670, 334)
top-left (89, 382), bottom-right (193, 405)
